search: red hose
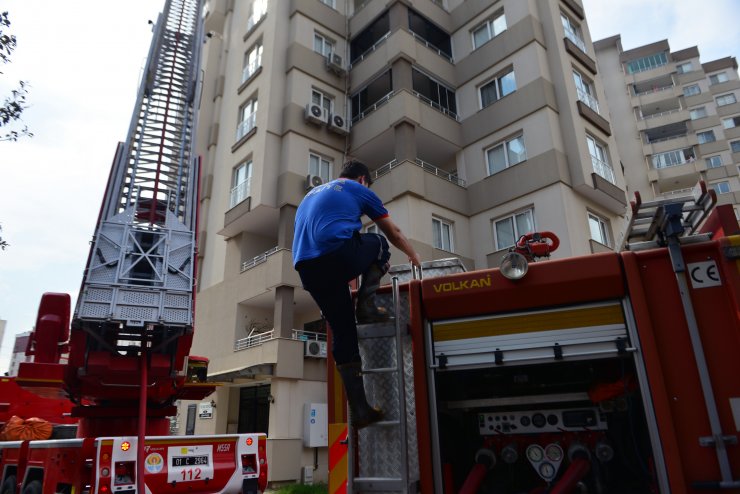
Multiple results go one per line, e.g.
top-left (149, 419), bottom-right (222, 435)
top-left (549, 457), bottom-right (591, 494)
top-left (458, 463), bottom-right (488, 494)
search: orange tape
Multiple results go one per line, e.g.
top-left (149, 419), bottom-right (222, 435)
top-left (328, 423), bottom-right (347, 494)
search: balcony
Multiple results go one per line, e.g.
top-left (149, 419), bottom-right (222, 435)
top-left (234, 247), bottom-right (301, 302)
top-left (647, 159), bottom-right (704, 191)
top-left (576, 87), bottom-right (599, 114)
top-left (591, 157), bottom-right (616, 184)
top-left (234, 329), bottom-right (326, 352)
top-left (373, 158), bottom-right (466, 187)
top-left (230, 177), bottom-right (251, 209)
top-left (236, 113), bottom-right (256, 141)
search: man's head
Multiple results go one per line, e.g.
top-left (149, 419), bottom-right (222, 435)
top-left (339, 160), bottom-right (373, 187)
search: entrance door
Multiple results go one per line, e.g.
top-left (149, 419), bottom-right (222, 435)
top-left (238, 384), bottom-right (271, 434)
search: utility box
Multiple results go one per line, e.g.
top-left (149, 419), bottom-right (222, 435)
top-left (302, 465), bottom-right (314, 485)
top-left (303, 403), bottom-right (327, 447)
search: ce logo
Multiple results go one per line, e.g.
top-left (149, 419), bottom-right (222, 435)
top-left (688, 261), bottom-right (721, 288)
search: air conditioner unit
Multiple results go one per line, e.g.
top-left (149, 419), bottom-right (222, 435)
top-left (305, 174), bottom-right (324, 190)
top-left (325, 53), bottom-right (345, 76)
top-left (304, 103), bottom-right (327, 126)
top-left (328, 113), bottom-right (350, 136)
top-left (304, 340), bottom-right (328, 358)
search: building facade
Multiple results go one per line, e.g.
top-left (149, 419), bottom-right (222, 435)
top-left (7, 331), bottom-right (31, 377)
top-left (595, 36), bottom-right (740, 217)
top-left (181, 0), bottom-right (636, 484)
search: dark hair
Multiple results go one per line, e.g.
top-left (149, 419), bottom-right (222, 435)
top-left (339, 160), bottom-right (373, 187)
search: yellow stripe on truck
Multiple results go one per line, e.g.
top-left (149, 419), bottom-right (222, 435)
top-left (433, 303), bottom-right (624, 342)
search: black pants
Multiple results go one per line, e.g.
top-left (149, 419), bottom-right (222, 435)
top-left (296, 233), bottom-right (390, 364)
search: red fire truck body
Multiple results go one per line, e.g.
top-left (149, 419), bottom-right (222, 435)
top-left (328, 203), bottom-right (740, 493)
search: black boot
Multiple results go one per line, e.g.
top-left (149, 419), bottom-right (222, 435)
top-left (356, 262), bottom-right (391, 324)
top-left (337, 361), bottom-right (383, 429)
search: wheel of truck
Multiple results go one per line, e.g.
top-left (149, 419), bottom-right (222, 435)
top-left (1, 475), bottom-right (17, 494)
top-left (21, 481), bottom-right (41, 494)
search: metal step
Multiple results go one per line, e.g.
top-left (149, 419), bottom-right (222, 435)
top-left (353, 477), bottom-right (406, 491)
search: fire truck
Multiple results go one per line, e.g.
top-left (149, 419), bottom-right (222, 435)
top-left (327, 184), bottom-right (740, 494)
top-left (0, 1), bottom-right (266, 493)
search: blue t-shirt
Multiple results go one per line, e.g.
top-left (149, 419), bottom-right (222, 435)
top-left (293, 179), bottom-right (388, 265)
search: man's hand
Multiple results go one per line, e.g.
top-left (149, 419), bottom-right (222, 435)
top-left (375, 216), bottom-right (421, 268)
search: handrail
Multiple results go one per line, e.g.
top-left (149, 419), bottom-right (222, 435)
top-left (351, 91), bottom-right (395, 123)
top-left (241, 60), bottom-right (261, 83)
top-left (412, 91), bottom-right (459, 121)
top-left (409, 31), bottom-right (453, 62)
top-left (350, 32), bottom-right (390, 67)
top-left (576, 87), bottom-right (600, 113)
top-left (634, 85), bottom-right (674, 96)
top-left (372, 158), bottom-right (466, 187)
top-left (241, 246), bottom-right (281, 272)
top-left (236, 113), bottom-right (256, 141)
top-left (564, 28), bottom-right (587, 53)
top-left (234, 329), bottom-right (275, 351)
top-left (230, 177), bottom-right (252, 209)
top-left (641, 108), bottom-right (681, 120)
top-left (292, 330), bottom-right (327, 342)
top-left (591, 157), bottom-right (616, 184)
top-left (648, 134), bottom-right (687, 144)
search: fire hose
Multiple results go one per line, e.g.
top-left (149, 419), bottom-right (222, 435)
top-left (458, 449), bottom-right (496, 494)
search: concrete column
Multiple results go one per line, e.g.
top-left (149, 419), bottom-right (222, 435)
top-left (394, 121), bottom-right (417, 163)
top-left (388, 2), bottom-right (408, 32)
top-left (274, 285), bottom-right (295, 339)
top-left (391, 57), bottom-right (413, 92)
top-left (278, 205), bottom-right (297, 249)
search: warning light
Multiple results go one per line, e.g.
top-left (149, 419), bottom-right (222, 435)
top-left (121, 441), bottom-right (131, 452)
top-left (246, 438), bottom-right (253, 446)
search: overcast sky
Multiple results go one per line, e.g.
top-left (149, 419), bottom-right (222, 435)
top-left (1, 0), bottom-right (739, 373)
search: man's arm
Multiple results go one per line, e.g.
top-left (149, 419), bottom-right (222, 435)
top-left (374, 216), bottom-right (422, 267)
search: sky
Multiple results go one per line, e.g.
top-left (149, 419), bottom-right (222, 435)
top-left (0, 0), bottom-right (739, 373)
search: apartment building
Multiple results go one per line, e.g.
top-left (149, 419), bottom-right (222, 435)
top-left (180, 0), bottom-right (628, 483)
top-left (595, 37), bottom-right (740, 217)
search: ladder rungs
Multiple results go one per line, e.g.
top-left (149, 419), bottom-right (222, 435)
top-left (358, 322), bottom-right (397, 339)
top-left (363, 366), bottom-right (398, 374)
top-left (353, 477), bottom-right (405, 491)
top-left (366, 419), bottom-right (401, 427)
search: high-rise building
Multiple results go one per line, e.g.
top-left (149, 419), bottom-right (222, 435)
top-left (182, 0), bottom-right (641, 483)
top-left (595, 36), bottom-right (740, 216)
top-left (7, 331), bottom-right (32, 377)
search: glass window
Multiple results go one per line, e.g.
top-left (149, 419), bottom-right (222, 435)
top-left (432, 218), bottom-right (454, 252)
top-left (561, 12), bottom-right (586, 52)
top-left (412, 69), bottom-right (457, 116)
top-left (683, 84), bottom-right (701, 97)
top-left (573, 69), bottom-right (599, 113)
top-left (242, 42), bottom-right (263, 83)
top-left (486, 135), bottom-right (526, 175)
top-left (712, 181), bottom-right (731, 194)
top-left (480, 68), bottom-right (516, 108)
top-left (652, 148), bottom-right (695, 169)
top-left (690, 107), bottom-right (707, 120)
top-left (697, 130), bottom-right (716, 144)
top-left (319, 0), bottom-right (335, 8)
top-left (311, 89), bottom-right (332, 115)
top-left (676, 62), bottom-right (693, 74)
top-left (247, 0), bottom-right (268, 31)
top-left (237, 98), bottom-right (258, 140)
top-left (309, 153), bottom-right (332, 183)
top-left (731, 140), bottom-right (740, 153)
top-left (366, 224), bottom-right (379, 235)
top-left (706, 155), bottom-right (723, 168)
top-left (709, 72), bottom-right (729, 85)
top-left (351, 70), bottom-right (393, 121)
top-left (471, 11), bottom-right (506, 49)
top-left (350, 11), bottom-right (390, 62)
top-left (717, 93), bottom-right (737, 106)
top-left (408, 9), bottom-right (452, 59)
top-left (230, 160), bottom-right (253, 208)
top-left (314, 32), bottom-right (334, 57)
top-left (586, 135), bottom-right (615, 184)
top-left (722, 116), bottom-right (740, 129)
top-left (588, 213), bottom-right (610, 246)
top-left (494, 209), bottom-right (534, 250)
top-left (626, 52), bottom-right (668, 74)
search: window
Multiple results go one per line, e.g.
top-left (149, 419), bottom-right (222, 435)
top-left (314, 32), bottom-right (334, 57)
top-left (561, 12), bottom-right (586, 52)
top-left (588, 213), bottom-right (611, 246)
top-left (706, 155), bottom-right (723, 168)
top-left (480, 68), bottom-right (516, 108)
top-left (710, 72), bottom-right (729, 85)
top-left (652, 148), bottom-right (695, 169)
top-left (237, 98), bottom-right (258, 140)
top-left (309, 153), bottom-right (332, 183)
top-left (494, 209), bottom-right (534, 251)
top-left (247, 0), bottom-right (268, 32)
top-left (242, 42), bottom-right (263, 83)
top-left (722, 116), bottom-right (740, 129)
top-left (366, 224), bottom-right (379, 235)
top-left (690, 107), bottom-right (707, 120)
top-left (697, 130), bottom-right (716, 144)
top-left (351, 70), bottom-right (393, 121)
top-left (486, 135), bottom-right (526, 175)
top-left (432, 218), bottom-right (454, 252)
top-left (230, 160), bottom-right (253, 208)
top-left (683, 84), bottom-right (701, 97)
top-left (712, 181), bottom-right (731, 194)
top-left (731, 140), bottom-right (740, 153)
top-left (626, 52), bottom-right (667, 74)
top-left (350, 11), bottom-right (390, 63)
top-left (412, 69), bottom-right (457, 117)
top-left (586, 135), bottom-right (615, 184)
top-left (408, 9), bottom-right (452, 59)
top-left (676, 62), bottom-right (693, 74)
top-left (312, 89), bottom-right (332, 115)
top-left (573, 69), bottom-right (599, 113)
top-left (472, 11), bottom-right (506, 49)
top-left (716, 93), bottom-right (737, 107)
top-left (319, 0), bottom-right (335, 8)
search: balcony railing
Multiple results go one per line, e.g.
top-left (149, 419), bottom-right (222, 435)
top-left (230, 177), bottom-right (252, 209)
top-left (236, 112), bottom-right (256, 141)
top-left (634, 84), bottom-right (674, 96)
top-left (241, 246), bottom-right (281, 272)
top-left (647, 134), bottom-right (687, 144)
top-left (412, 91), bottom-right (459, 121)
top-left (409, 31), bottom-right (453, 62)
top-left (351, 91), bottom-right (395, 123)
top-left (372, 158), bottom-right (466, 187)
top-left (576, 88), bottom-right (600, 113)
top-left (591, 157), bottom-right (616, 184)
top-left (241, 60), bottom-right (261, 83)
top-left (640, 108), bottom-right (681, 120)
top-left (350, 32), bottom-right (390, 67)
top-left (661, 187), bottom-right (693, 197)
top-left (564, 28), bottom-right (587, 53)
top-left (233, 329), bottom-right (327, 352)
